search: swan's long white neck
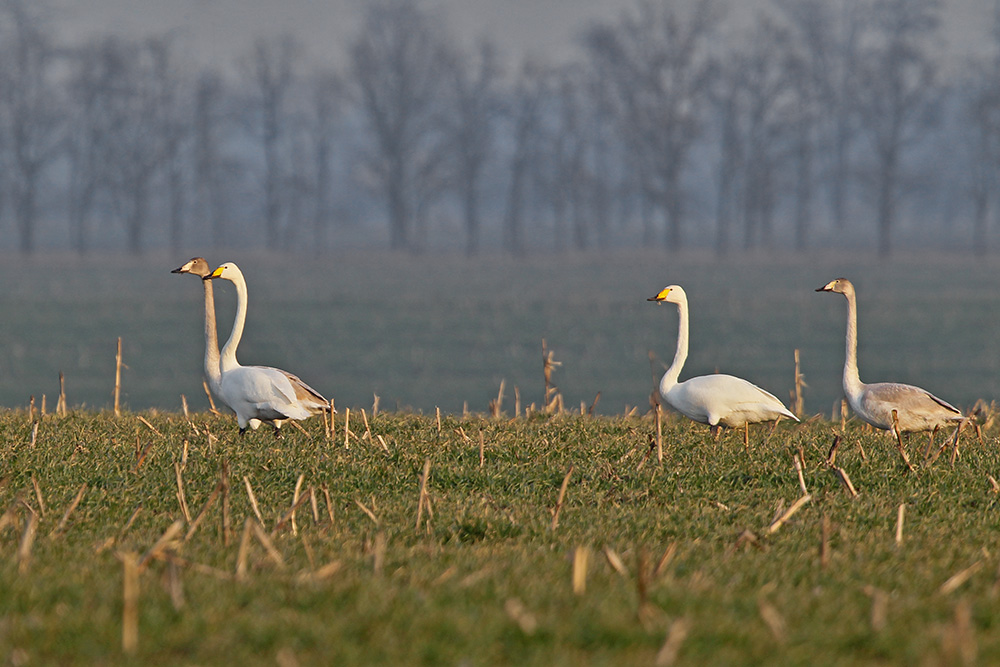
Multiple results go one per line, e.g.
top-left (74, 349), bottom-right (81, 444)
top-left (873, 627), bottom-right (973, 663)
top-left (842, 289), bottom-right (864, 398)
top-left (219, 269), bottom-right (248, 372)
top-left (202, 278), bottom-right (222, 393)
top-left (660, 295), bottom-right (689, 396)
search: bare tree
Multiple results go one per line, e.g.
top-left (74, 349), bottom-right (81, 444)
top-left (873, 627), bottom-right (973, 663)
top-left (242, 35), bottom-right (300, 250)
top-left (542, 67), bottom-right (591, 250)
top-left (64, 38), bottom-right (120, 254)
top-left (192, 70), bottom-right (232, 248)
top-left (104, 37), bottom-right (182, 254)
top-left (350, 0), bottom-right (453, 251)
top-left (963, 4), bottom-right (1000, 256)
top-left (503, 62), bottom-right (547, 256)
top-left (445, 39), bottom-right (501, 256)
top-left (735, 18), bottom-right (798, 250)
top-left (966, 78), bottom-right (1000, 255)
top-left (307, 70), bottom-right (344, 252)
top-left (67, 36), bottom-right (182, 254)
top-left (710, 65), bottom-right (743, 256)
top-left (708, 18), bottom-right (798, 253)
top-left (778, 0), bottom-right (866, 233)
top-left (584, 0), bottom-right (722, 250)
top-left (0, 0), bottom-right (63, 254)
top-left (775, 1), bottom-right (831, 250)
top-left (854, 0), bottom-right (941, 256)
top-left (160, 49), bottom-right (189, 253)
top-left (582, 74), bottom-right (620, 248)
top-left (785, 55), bottom-right (818, 251)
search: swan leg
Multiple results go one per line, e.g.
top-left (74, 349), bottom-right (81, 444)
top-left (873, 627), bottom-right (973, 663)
top-left (923, 426), bottom-right (939, 460)
top-left (743, 423), bottom-right (749, 453)
top-left (928, 419), bottom-right (965, 465)
top-left (710, 424), bottom-right (721, 440)
top-left (762, 419), bottom-right (780, 448)
top-left (894, 431), bottom-right (914, 472)
top-left (271, 423), bottom-right (283, 439)
top-left (890, 410), bottom-right (914, 472)
top-left (239, 427), bottom-right (247, 437)
top-left (948, 418), bottom-right (967, 465)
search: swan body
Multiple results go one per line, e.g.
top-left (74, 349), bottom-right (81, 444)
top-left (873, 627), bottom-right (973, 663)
top-left (648, 285), bottom-right (797, 429)
top-left (172, 257), bottom-right (222, 398)
top-left (207, 262), bottom-right (330, 433)
top-left (816, 278), bottom-right (962, 432)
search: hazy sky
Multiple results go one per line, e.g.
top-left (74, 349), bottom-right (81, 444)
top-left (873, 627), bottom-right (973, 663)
top-left (52, 0), bottom-right (635, 69)
top-left (51, 0), bottom-right (996, 72)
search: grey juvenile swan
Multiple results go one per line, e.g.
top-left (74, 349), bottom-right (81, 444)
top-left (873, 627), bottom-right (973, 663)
top-left (172, 257), bottom-right (223, 399)
top-left (816, 277), bottom-right (963, 466)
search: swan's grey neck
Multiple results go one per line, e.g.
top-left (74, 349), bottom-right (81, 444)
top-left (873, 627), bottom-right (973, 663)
top-left (842, 289), bottom-right (864, 397)
top-left (202, 278), bottom-right (222, 393)
top-left (660, 295), bottom-right (689, 396)
top-left (219, 271), bottom-right (248, 372)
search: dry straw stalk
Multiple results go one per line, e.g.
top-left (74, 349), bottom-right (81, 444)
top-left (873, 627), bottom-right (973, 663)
top-left (114, 337), bottom-right (122, 418)
top-left (121, 552), bottom-right (139, 654)
top-left (415, 459), bottom-right (432, 533)
top-left (51, 484), bottom-right (87, 539)
top-left (766, 494), bottom-right (812, 535)
top-left (550, 467), bottom-right (573, 531)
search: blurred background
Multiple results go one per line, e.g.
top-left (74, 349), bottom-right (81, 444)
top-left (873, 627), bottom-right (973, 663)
top-left (1, 0), bottom-right (998, 255)
top-left (0, 0), bottom-right (998, 416)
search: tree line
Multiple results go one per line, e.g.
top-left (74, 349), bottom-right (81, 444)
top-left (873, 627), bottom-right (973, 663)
top-left (0, 0), bottom-right (997, 256)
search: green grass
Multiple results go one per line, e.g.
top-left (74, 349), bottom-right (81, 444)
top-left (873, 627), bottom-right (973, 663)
top-left (1, 409), bottom-right (999, 664)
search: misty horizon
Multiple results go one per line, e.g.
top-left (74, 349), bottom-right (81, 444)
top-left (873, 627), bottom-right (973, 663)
top-left (2, 0), bottom-right (1000, 257)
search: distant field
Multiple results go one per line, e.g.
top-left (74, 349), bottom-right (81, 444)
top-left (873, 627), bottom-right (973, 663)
top-left (0, 250), bottom-right (998, 417)
top-left (1, 410), bottom-right (999, 664)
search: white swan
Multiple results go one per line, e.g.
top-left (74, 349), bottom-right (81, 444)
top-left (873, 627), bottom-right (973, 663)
top-left (207, 262), bottom-right (330, 434)
top-left (816, 278), bottom-right (962, 433)
top-left (172, 257), bottom-right (223, 399)
top-left (648, 285), bottom-right (797, 438)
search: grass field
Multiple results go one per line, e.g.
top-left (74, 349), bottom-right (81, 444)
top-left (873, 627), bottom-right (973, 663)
top-left (2, 250), bottom-right (1000, 662)
top-left (0, 249), bottom-right (999, 419)
top-left (1, 408), bottom-right (999, 665)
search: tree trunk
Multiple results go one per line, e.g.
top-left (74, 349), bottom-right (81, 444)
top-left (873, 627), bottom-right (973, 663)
top-left (463, 174), bottom-right (479, 257)
top-left (16, 181), bottom-right (36, 255)
top-left (973, 189), bottom-right (989, 257)
top-left (876, 163), bottom-right (895, 258)
top-left (664, 172), bottom-right (682, 250)
top-left (793, 123), bottom-right (813, 251)
top-left (388, 168), bottom-right (408, 250)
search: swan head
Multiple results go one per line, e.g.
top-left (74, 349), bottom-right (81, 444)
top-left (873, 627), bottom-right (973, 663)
top-left (206, 262), bottom-right (242, 282)
top-left (172, 257), bottom-right (211, 278)
top-left (647, 285), bottom-right (687, 305)
top-left (816, 277), bottom-right (854, 296)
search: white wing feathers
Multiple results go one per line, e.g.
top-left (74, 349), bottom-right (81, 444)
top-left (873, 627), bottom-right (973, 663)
top-left (220, 366), bottom-right (328, 426)
top-left (666, 374), bottom-right (797, 428)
